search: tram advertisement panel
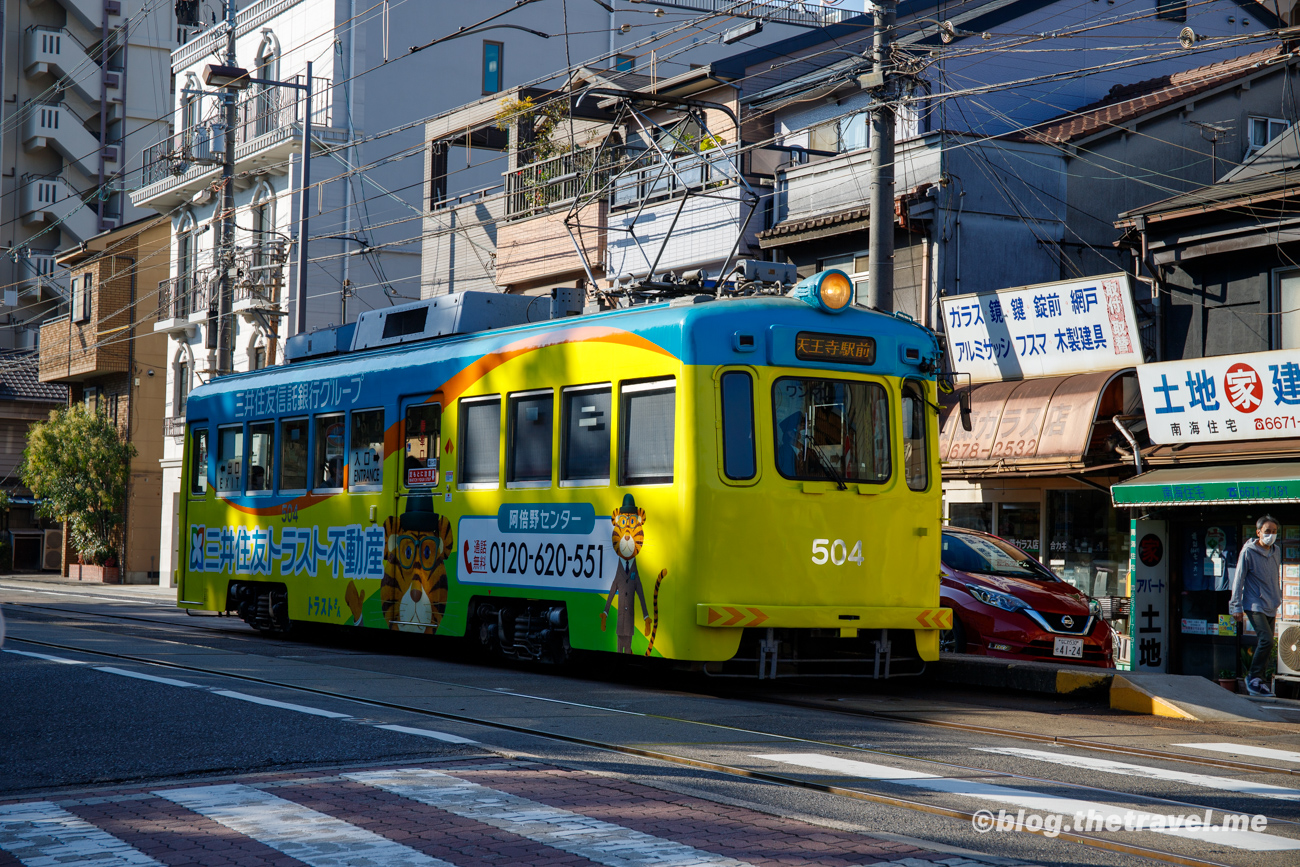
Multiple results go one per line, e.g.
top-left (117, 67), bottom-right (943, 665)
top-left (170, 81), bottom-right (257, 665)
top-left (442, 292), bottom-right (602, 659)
top-left (458, 503), bottom-right (615, 593)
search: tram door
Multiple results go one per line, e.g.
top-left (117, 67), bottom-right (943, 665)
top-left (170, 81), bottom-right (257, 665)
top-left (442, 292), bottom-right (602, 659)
top-left (397, 394), bottom-right (443, 521)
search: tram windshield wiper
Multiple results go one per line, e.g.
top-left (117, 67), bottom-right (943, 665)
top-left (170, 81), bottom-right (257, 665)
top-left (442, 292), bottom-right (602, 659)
top-left (803, 437), bottom-right (848, 490)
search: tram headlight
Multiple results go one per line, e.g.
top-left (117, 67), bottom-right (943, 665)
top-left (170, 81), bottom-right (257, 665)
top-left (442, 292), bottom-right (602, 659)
top-left (790, 269), bottom-right (853, 313)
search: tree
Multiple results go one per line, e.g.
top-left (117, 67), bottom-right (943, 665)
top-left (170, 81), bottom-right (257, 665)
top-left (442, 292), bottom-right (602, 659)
top-left (20, 405), bottom-right (135, 566)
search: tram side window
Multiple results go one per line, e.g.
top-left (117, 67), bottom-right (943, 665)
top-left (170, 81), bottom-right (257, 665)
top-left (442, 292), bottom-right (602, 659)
top-left (460, 397), bottom-right (500, 487)
top-left (561, 384), bottom-right (611, 484)
top-left (216, 425), bottom-right (243, 494)
top-left (315, 414), bottom-right (346, 490)
top-left (403, 403), bottom-right (440, 487)
top-left (248, 422), bottom-right (274, 493)
top-left (719, 371), bottom-right (756, 481)
top-left (189, 427), bottom-right (208, 496)
top-left (280, 418), bottom-right (309, 490)
top-left (773, 377), bottom-right (890, 484)
top-left (508, 390), bottom-right (553, 485)
top-left (621, 379), bottom-right (675, 485)
top-left (350, 409), bottom-right (385, 489)
top-left (902, 382), bottom-right (929, 492)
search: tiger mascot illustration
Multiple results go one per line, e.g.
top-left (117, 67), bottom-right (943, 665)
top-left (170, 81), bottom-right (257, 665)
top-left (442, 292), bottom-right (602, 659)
top-left (380, 495), bottom-right (453, 633)
top-left (601, 493), bottom-right (667, 654)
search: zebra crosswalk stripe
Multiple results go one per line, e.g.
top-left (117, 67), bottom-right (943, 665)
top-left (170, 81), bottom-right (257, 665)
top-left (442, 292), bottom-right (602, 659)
top-left (0, 800), bottom-right (162, 867)
top-left (155, 783), bottom-right (454, 867)
top-left (347, 768), bottom-right (757, 867)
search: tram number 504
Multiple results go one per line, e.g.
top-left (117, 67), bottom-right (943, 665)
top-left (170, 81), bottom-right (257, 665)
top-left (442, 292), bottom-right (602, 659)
top-left (811, 538), bottom-right (864, 566)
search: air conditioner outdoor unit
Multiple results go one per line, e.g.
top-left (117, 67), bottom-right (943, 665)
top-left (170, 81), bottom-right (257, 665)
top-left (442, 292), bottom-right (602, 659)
top-left (42, 529), bottom-right (62, 572)
top-left (1278, 622), bottom-right (1300, 681)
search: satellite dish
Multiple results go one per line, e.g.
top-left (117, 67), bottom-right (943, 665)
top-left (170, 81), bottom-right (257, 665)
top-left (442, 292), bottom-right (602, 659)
top-left (1179, 27), bottom-right (1199, 49)
top-left (940, 20), bottom-right (958, 44)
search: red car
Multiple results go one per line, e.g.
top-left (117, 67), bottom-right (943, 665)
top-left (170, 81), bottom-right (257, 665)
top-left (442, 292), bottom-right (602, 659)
top-left (940, 528), bottom-right (1114, 668)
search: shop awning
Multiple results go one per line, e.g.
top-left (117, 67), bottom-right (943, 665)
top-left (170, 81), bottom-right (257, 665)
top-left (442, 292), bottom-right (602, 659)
top-left (1111, 462), bottom-right (1300, 507)
top-left (940, 369), bottom-right (1134, 475)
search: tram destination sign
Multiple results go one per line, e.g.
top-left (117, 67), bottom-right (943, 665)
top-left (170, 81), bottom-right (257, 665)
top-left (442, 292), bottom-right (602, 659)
top-left (1137, 349), bottom-right (1300, 444)
top-left (941, 273), bottom-right (1143, 383)
top-left (795, 332), bottom-right (876, 365)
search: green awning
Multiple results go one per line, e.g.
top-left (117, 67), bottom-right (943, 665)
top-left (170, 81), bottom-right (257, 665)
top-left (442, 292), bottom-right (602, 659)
top-left (1112, 462), bottom-right (1300, 507)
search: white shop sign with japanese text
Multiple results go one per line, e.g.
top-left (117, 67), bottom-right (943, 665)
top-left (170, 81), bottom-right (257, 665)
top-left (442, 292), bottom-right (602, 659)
top-left (1137, 349), bottom-right (1300, 443)
top-left (941, 274), bottom-right (1143, 383)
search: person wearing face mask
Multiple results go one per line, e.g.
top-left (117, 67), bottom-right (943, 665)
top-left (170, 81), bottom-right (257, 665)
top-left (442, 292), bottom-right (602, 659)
top-left (1231, 514), bottom-right (1283, 696)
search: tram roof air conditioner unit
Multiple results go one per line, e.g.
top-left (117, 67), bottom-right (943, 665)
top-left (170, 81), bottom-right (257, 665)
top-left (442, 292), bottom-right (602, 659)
top-left (349, 292), bottom-right (538, 352)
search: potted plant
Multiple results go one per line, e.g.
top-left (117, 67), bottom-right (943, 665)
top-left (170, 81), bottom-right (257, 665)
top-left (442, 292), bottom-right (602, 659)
top-left (19, 405), bottom-right (134, 581)
top-left (1217, 668), bottom-right (1239, 692)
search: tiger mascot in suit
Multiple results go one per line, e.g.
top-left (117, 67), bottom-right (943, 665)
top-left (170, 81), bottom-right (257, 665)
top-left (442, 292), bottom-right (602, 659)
top-left (601, 494), bottom-right (666, 654)
top-left (380, 495), bottom-right (452, 633)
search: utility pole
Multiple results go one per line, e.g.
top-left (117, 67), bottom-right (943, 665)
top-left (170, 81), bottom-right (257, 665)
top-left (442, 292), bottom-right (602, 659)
top-left (867, 0), bottom-right (896, 313)
top-left (294, 62), bottom-right (313, 337)
top-left (210, 0), bottom-right (238, 372)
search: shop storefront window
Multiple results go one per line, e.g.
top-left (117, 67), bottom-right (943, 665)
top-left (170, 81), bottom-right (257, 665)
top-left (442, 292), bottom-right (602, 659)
top-left (997, 502), bottom-right (1041, 558)
top-left (949, 503), bottom-right (991, 533)
top-left (1046, 490), bottom-right (1129, 597)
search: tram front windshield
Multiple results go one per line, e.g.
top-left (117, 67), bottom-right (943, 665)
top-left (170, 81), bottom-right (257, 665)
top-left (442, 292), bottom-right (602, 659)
top-left (773, 377), bottom-right (889, 483)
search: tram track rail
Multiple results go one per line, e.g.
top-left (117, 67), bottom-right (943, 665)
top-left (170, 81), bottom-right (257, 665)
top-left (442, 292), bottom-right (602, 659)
top-left (5, 597), bottom-right (1296, 779)
top-left (8, 628), bottom-right (1298, 867)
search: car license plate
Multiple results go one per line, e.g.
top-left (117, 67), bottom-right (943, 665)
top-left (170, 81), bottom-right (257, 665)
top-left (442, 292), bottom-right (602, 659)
top-left (1054, 636), bottom-right (1084, 658)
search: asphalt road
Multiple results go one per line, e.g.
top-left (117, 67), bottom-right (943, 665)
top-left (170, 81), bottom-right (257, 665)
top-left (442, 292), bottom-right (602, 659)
top-left (3, 577), bottom-right (1300, 867)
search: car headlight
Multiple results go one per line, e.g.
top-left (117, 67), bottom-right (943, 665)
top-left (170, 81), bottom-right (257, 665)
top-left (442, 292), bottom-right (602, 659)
top-left (1088, 597), bottom-right (1102, 617)
top-left (965, 584), bottom-right (1028, 613)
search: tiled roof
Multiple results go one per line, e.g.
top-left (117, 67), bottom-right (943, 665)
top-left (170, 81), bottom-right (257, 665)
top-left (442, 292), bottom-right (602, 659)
top-left (757, 205), bottom-right (870, 241)
top-left (1022, 45), bottom-right (1286, 145)
top-left (0, 351), bottom-right (67, 403)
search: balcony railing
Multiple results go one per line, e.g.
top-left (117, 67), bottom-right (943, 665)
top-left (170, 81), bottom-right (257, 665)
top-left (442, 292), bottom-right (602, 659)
top-left (157, 273), bottom-right (214, 321)
top-left (503, 145), bottom-right (738, 220)
top-left (139, 75), bottom-right (331, 187)
top-left (165, 416), bottom-right (186, 439)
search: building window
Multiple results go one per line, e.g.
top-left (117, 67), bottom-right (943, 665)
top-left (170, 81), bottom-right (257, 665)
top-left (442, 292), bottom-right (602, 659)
top-left (613, 54), bottom-right (634, 72)
top-left (460, 396), bottom-right (500, 488)
top-left (251, 345), bottom-right (267, 370)
top-left (483, 41), bottom-right (503, 94)
top-left (72, 273), bottom-right (92, 323)
top-left (561, 384), bottom-right (611, 485)
top-left (508, 389), bottom-right (553, 486)
top-left (719, 371), bottom-right (755, 481)
top-left (1277, 269), bottom-right (1300, 349)
top-left (997, 502), bottom-right (1041, 559)
top-left (621, 379), bottom-right (676, 485)
top-left (1248, 116), bottom-right (1289, 156)
top-left (174, 352), bottom-right (191, 416)
top-left (83, 385), bottom-right (99, 413)
top-left (177, 230), bottom-right (196, 316)
top-left (948, 502), bottom-right (991, 532)
top-left (279, 417), bottom-right (309, 491)
top-left (1155, 0), bottom-right (1186, 21)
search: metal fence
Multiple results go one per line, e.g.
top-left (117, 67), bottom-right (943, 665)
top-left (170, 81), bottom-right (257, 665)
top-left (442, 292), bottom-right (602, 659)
top-left (140, 75), bottom-right (331, 188)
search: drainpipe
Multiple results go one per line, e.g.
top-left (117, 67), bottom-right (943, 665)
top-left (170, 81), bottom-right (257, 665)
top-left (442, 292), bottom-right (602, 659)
top-left (1112, 414), bottom-right (1144, 474)
top-left (340, 0), bottom-right (356, 320)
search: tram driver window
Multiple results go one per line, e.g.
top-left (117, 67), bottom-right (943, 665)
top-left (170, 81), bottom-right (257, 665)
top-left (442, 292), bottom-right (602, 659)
top-left (315, 414), bottom-right (346, 490)
top-left (620, 379), bottom-right (675, 485)
top-left (561, 384), bottom-right (611, 485)
top-left (460, 396), bottom-right (500, 488)
top-left (719, 371), bottom-right (756, 481)
top-left (248, 422), bottom-right (274, 493)
top-left (902, 382), bottom-right (929, 492)
top-left (350, 409), bottom-right (385, 489)
top-left (772, 377), bottom-right (890, 484)
top-left (402, 403), bottom-right (440, 488)
top-left (508, 390), bottom-right (553, 486)
top-left (280, 417), bottom-right (308, 490)
top-left (216, 425), bottom-right (243, 494)
top-left (189, 427), bottom-right (208, 496)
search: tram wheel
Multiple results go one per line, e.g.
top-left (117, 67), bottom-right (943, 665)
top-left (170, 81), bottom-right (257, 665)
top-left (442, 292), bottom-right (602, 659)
top-left (939, 617), bottom-right (965, 654)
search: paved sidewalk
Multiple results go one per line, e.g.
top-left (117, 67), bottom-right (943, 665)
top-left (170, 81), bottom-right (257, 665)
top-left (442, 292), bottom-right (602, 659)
top-left (0, 572), bottom-right (175, 600)
top-left (0, 757), bottom-right (1013, 867)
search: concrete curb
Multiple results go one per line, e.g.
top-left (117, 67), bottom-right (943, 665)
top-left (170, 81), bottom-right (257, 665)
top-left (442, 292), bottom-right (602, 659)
top-left (931, 654), bottom-right (1113, 699)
